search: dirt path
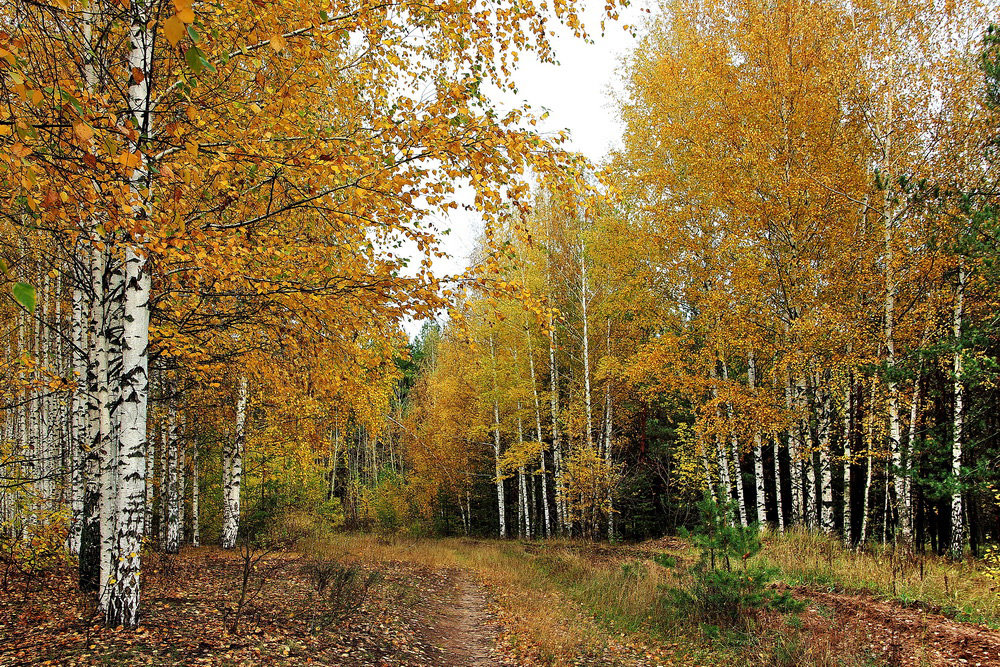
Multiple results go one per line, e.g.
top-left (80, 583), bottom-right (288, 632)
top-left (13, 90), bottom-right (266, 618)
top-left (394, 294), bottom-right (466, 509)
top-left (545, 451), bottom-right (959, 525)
top-left (429, 576), bottom-right (500, 666)
top-left (388, 564), bottom-right (512, 666)
top-left (799, 587), bottom-right (1000, 666)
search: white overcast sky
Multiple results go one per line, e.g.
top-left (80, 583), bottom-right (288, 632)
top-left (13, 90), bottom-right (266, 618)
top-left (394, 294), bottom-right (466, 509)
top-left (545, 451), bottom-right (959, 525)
top-left (403, 1), bottom-right (653, 337)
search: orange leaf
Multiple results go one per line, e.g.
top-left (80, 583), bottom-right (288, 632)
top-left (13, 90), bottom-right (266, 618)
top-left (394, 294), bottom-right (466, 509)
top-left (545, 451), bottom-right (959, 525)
top-left (73, 122), bottom-right (93, 143)
top-left (163, 15), bottom-right (185, 46)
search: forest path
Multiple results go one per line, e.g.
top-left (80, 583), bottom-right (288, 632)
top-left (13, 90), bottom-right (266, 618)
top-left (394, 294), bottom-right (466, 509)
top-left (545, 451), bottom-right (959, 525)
top-left (392, 563), bottom-right (514, 666)
top-left (426, 574), bottom-right (499, 666)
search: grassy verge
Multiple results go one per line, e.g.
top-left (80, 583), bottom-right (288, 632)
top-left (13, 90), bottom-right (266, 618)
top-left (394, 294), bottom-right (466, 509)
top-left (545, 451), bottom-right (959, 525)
top-left (754, 528), bottom-right (1000, 628)
top-left (322, 531), bottom-right (1000, 666)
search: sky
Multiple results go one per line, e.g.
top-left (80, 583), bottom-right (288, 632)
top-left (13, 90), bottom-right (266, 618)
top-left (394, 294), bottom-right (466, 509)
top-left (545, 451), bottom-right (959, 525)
top-left (402, 1), bottom-right (653, 337)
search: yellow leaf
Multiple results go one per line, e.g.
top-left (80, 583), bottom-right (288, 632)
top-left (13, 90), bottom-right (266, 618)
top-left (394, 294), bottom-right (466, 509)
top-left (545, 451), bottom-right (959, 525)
top-left (270, 34), bottom-right (286, 52)
top-left (163, 15), bottom-right (185, 46)
top-left (177, 7), bottom-right (195, 23)
top-left (73, 122), bottom-right (93, 143)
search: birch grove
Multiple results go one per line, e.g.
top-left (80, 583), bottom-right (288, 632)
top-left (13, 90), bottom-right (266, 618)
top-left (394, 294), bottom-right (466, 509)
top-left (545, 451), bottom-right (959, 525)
top-left (393, 0), bottom-right (1000, 555)
top-left (5, 0), bottom-right (1000, 645)
top-left (1, 0), bottom-right (602, 630)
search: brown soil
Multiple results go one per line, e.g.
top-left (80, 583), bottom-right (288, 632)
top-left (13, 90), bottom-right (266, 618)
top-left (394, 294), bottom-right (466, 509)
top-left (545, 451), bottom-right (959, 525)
top-left (430, 577), bottom-right (502, 666)
top-left (395, 566), bottom-right (512, 666)
top-left (797, 587), bottom-right (1000, 666)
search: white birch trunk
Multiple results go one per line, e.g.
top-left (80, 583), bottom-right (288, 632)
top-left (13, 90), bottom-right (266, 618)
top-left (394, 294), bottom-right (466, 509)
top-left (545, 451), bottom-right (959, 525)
top-left (159, 423), bottom-right (168, 545)
top-left (950, 263), bottom-right (965, 559)
top-left (79, 245), bottom-right (104, 591)
top-left (68, 254), bottom-right (88, 555)
top-left (165, 406), bottom-right (180, 553)
top-left (800, 377), bottom-right (817, 529)
top-left (106, 249), bottom-right (150, 627)
top-left (489, 335), bottom-right (507, 539)
top-left (772, 436), bottom-right (784, 531)
top-left (721, 360), bottom-right (747, 526)
top-left (548, 320), bottom-right (566, 534)
top-left (145, 408), bottom-right (154, 539)
top-left (178, 433), bottom-right (186, 542)
top-left (191, 442), bottom-right (199, 547)
top-left (860, 390), bottom-right (875, 545)
top-left (222, 377), bottom-right (248, 548)
top-left (784, 376), bottom-right (804, 525)
top-left (903, 376), bottom-right (919, 538)
top-left (817, 376), bottom-right (834, 533)
top-left (516, 407), bottom-right (531, 539)
top-left (842, 382), bottom-right (853, 545)
top-left (105, 3), bottom-right (154, 622)
top-left (748, 353), bottom-right (767, 527)
top-left (579, 241), bottom-right (594, 451)
top-left (710, 369), bottom-right (732, 516)
top-left (526, 326), bottom-right (551, 538)
top-left (701, 438), bottom-right (718, 503)
top-left (97, 248), bottom-right (118, 614)
top-left (604, 318), bottom-right (614, 540)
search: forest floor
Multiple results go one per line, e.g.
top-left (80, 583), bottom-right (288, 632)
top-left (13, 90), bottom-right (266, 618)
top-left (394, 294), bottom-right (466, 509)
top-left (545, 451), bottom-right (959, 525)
top-left (3, 533), bottom-right (1000, 665)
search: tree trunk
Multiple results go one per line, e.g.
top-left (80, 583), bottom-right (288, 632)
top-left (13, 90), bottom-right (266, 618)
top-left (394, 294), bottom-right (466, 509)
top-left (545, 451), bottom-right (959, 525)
top-left (105, 241), bottom-right (151, 628)
top-left (842, 381), bottom-right (853, 545)
top-left (800, 378), bottom-right (816, 529)
top-left (817, 375), bottom-right (834, 533)
top-left (68, 252), bottom-right (88, 555)
top-left (748, 353), bottom-right (767, 527)
top-left (164, 406), bottom-right (180, 554)
top-left (784, 376), bottom-right (804, 525)
top-left (191, 442), bottom-right (199, 548)
top-left (548, 320), bottom-right (566, 534)
top-left (904, 376), bottom-right (920, 539)
top-left (489, 334), bottom-right (507, 539)
top-left (860, 388), bottom-right (875, 544)
top-left (580, 241), bottom-right (594, 451)
top-left (525, 327), bottom-right (551, 538)
top-left (98, 245), bottom-right (120, 613)
top-left (711, 367), bottom-right (733, 518)
top-left (79, 244), bottom-right (104, 592)
top-left (950, 262), bottom-right (965, 559)
top-left (772, 435), bottom-right (785, 531)
top-left (222, 377), bottom-right (248, 549)
top-left (721, 359), bottom-right (747, 526)
top-left (604, 318), bottom-right (615, 540)
top-left (516, 407), bottom-right (531, 539)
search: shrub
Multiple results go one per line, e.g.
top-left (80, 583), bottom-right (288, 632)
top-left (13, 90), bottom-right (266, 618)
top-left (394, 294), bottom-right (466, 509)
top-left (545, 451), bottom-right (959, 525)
top-left (301, 558), bottom-right (381, 631)
top-left (662, 493), bottom-right (802, 635)
top-left (652, 553), bottom-right (677, 569)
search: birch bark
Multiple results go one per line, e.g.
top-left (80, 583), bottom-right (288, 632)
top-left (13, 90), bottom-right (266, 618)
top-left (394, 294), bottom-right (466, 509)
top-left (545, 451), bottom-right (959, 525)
top-left (950, 263), bottom-right (966, 559)
top-left (489, 334), bottom-right (506, 538)
top-left (222, 377), bottom-right (248, 548)
top-left (748, 353), bottom-right (767, 526)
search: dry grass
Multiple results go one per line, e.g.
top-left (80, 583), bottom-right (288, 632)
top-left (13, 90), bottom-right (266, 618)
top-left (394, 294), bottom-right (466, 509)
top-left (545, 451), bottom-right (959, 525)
top-left (313, 531), bottom-right (1000, 666)
top-left (755, 528), bottom-right (1000, 627)
top-left (322, 535), bottom-right (607, 664)
top-left (323, 534), bottom-right (708, 665)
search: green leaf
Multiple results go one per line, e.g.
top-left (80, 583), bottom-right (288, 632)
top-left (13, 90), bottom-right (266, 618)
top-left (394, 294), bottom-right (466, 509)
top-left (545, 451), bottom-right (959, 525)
top-left (12, 282), bottom-right (35, 313)
top-left (185, 46), bottom-right (205, 74)
top-left (60, 88), bottom-right (85, 115)
top-left (0, 258), bottom-right (7, 276)
top-left (187, 25), bottom-right (201, 43)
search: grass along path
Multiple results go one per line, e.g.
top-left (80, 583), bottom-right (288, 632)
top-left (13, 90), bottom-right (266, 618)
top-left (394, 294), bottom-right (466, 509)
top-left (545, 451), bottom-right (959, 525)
top-left (6, 532), bottom-right (1000, 665)
top-left (325, 533), bottom-right (1000, 666)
